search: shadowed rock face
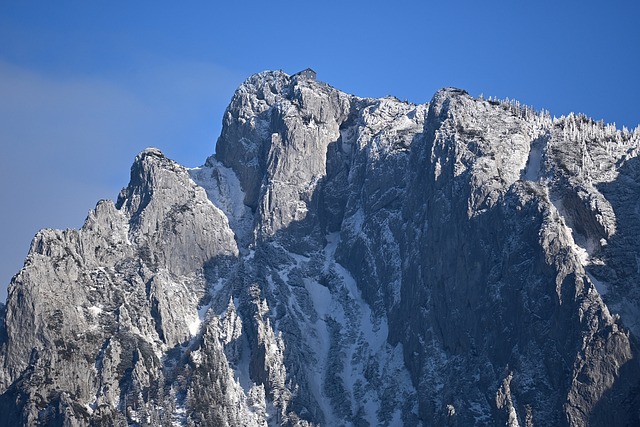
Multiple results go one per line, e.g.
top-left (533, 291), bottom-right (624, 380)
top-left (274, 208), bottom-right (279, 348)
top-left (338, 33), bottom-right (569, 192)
top-left (1, 71), bottom-right (639, 426)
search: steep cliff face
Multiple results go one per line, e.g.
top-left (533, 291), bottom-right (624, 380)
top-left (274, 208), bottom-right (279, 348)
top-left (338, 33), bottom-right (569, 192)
top-left (392, 91), bottom-right (640, 426)
top-left (1, 70), bottom-right (639, 426)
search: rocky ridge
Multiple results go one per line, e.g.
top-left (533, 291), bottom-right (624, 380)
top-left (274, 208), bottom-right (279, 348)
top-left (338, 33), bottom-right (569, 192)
top-left (0, 70), bottom-right (639, 426)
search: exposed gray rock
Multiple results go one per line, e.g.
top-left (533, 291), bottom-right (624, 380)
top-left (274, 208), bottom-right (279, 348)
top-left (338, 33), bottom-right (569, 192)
top-left (1, 71), bottom-right (639, 426)
top-left (0, 149), bottom-right (244, 425)
top-left (0, 302), bottom-right (4, 339)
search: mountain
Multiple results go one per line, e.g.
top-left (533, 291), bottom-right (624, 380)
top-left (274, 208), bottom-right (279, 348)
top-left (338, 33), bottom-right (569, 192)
top-left (1, 70), bottom-right (639, 426)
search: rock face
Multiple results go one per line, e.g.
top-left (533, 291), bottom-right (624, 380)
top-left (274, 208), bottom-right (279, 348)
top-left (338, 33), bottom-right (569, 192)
top-left (1, 70), bottom-right (639, 426)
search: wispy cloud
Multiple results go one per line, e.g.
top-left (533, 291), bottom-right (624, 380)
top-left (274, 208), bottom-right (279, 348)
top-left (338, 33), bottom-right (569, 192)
top-left (0, 59), bottom-right (242, 300)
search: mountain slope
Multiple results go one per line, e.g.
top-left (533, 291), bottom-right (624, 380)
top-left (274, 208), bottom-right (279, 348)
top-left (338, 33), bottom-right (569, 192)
top-left (1, 70), bottom-right (639, 426)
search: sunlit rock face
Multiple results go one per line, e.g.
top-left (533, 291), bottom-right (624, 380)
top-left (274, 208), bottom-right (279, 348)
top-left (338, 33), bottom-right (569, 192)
top-left (1, 71), bottom-right (639, 426)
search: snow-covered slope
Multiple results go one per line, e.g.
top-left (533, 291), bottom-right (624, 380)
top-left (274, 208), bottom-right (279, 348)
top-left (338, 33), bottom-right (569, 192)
top-left (0, 71), bottom-right (639, 426)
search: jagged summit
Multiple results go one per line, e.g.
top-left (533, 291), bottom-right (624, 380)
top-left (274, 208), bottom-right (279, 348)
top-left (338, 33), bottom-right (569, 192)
top-left (139, 146), bottom-right (164, 156)
top-left (436, 86), bottom-right (468, 95)
top-left (1, 71), bottom-right (639, 426)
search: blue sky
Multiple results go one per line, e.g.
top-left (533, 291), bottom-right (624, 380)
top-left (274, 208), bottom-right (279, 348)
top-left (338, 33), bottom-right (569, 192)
top-left (1, 1), bottom-right (639, 301)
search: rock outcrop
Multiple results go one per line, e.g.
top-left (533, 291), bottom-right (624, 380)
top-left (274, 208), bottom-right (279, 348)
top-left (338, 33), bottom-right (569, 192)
top-left (1, 70), bottom-right (639, 426)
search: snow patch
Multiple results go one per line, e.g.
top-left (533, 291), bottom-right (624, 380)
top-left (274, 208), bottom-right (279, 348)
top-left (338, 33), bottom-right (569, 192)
top-left (186, 300), bottom-right (211, 338)
top-left (301, 275), bottom-right (334, 424)
top-left (290, 232), bottom-right (418, 424)
top-left (305, 278), bottom-right (331, 317)
top-left (346, 208), bottom-right (365, 234)
top-left (87, 305), bottom-right (103, 316)
top-left (523, 143), bottom-right (543, 181)
top-left (172, 404), bottom-right (187, 426)
top-left (550, 198), bottom-right (591, 266)
top-left (587, 272), bottom-right (609, 296)
top-left (189, 160), bottom-right (253, 244)
top-left (232, 336), bottom-right (254, 393)
top-left (187, 316), bottom-right (201, 337)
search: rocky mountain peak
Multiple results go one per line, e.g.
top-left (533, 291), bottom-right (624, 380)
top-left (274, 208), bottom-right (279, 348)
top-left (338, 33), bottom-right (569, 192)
top-left (1, 71), bottom-right (639, 426)
top-left (214, 70), bottom-right (353, 216)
